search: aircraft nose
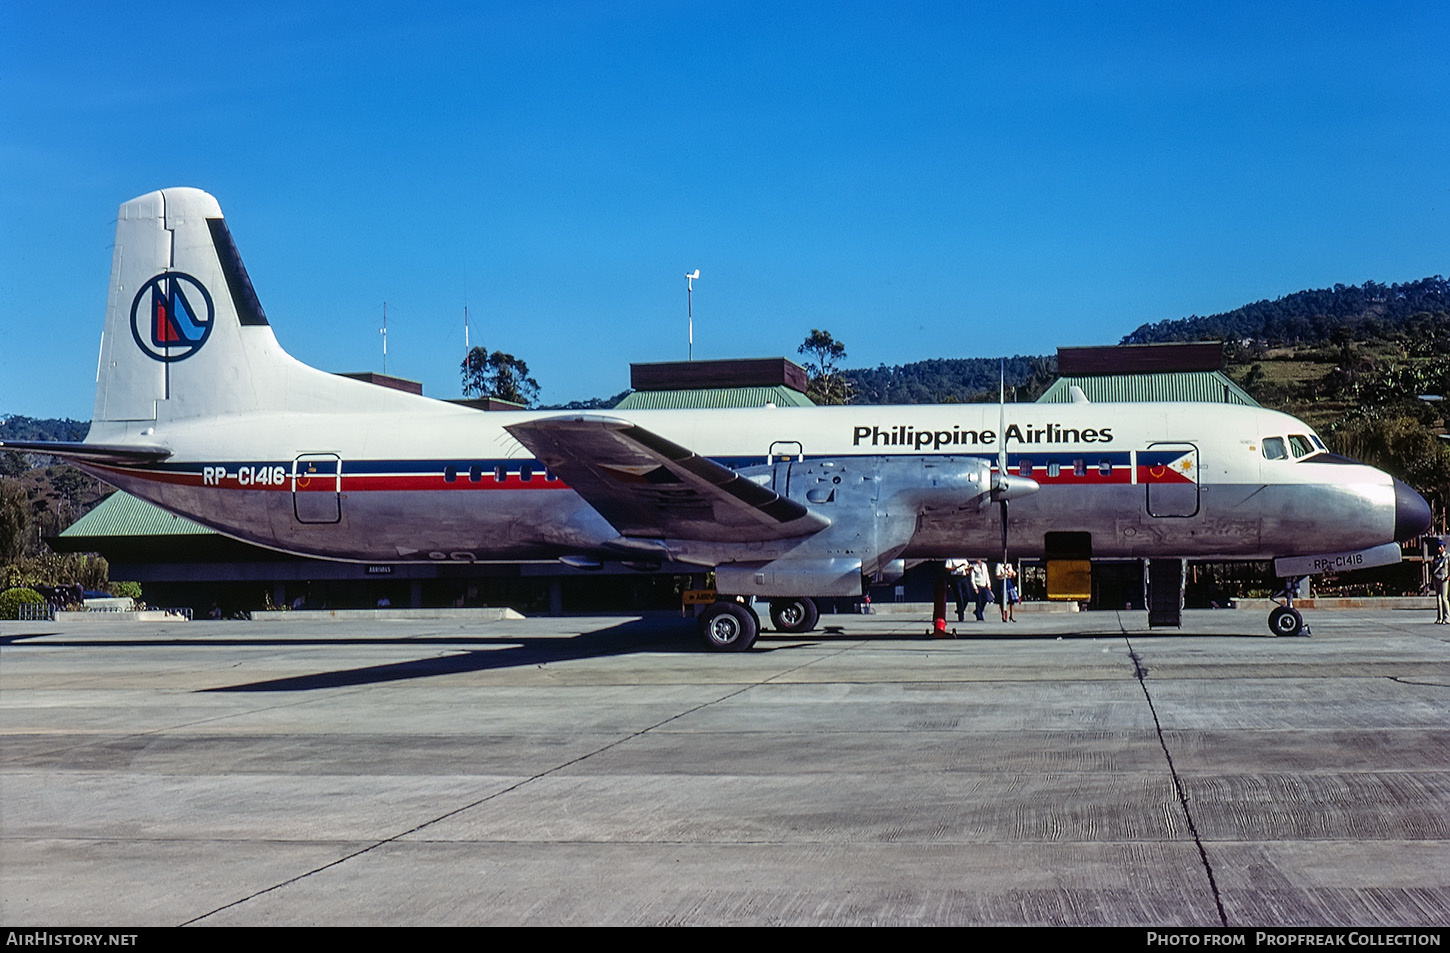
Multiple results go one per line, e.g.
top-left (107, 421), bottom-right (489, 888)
top-left (1394, 478), bottom-right (1432, 542)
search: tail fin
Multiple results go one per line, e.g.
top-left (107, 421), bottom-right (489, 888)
top-left (91, 188), bottom-right (372, 434)
top-left (96, 189), bottom-right (251, 424)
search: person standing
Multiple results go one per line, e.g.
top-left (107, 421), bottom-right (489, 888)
top-left (997, 561), bottom-right (1019, 622)
top-left (1434, 541), bottom-right (1449, 624)
top-left (946, 558), bottom-right (972, 622)
top-left (970, 559), bottom-right (992, 621)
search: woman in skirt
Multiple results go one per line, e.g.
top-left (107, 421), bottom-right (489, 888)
top-left (996, 562), bottom-right (1020, 622)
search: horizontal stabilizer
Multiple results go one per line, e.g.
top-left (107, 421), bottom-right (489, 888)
top-left (506, 415), bottom-right (829, 541)
top-left (0, 440), bottom-right (173, 465)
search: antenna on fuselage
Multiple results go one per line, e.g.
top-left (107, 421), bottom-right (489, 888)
top-left (685, 270), bottom-right (700, 360)
top-left (380, 301), bottom-right (388, 375)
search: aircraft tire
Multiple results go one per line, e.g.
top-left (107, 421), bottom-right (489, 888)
top-left (699, 601), bottom-right (759, 652)
top-left (1268, 606), bottom-right (1304, 637)
top-left (768, 597), bottom-right (819, 633)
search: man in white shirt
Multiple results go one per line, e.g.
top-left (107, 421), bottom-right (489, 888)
top-left (969, 560), bottom-right (992, 621)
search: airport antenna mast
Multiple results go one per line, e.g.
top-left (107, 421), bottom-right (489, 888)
top-left (686, 269), bottom-right (700, 360)
top-left (379, 302), bottom-right (388, 375)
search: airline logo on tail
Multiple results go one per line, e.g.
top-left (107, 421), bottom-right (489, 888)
top-left (130, 272), bottom-right (214, 362)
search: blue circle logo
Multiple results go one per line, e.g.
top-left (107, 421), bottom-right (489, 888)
top-left (130, 272), bottom-right (215, 362)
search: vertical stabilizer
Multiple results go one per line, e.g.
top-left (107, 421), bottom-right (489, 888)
top-left (86, 188), bottom-right (458, 449)
top-left (92, 188), bottom-right (286, 428)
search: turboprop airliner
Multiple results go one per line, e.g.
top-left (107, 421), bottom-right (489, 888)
top-left (3, 188), bottom-right (1433, 649)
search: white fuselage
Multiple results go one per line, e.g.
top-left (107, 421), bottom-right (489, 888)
top-left (85, 398), bottom-right (1399, 568)
top-left (38, 187), bottom-right (1415, 583)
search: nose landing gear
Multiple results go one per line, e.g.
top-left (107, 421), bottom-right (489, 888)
top-left (1269, 577), bottom-right (1310, 637)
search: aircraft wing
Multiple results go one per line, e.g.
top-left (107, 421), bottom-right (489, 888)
top-left (505, 415), bottom-right (829, 542)
top-left (0, 440), bottom-right (173, 465)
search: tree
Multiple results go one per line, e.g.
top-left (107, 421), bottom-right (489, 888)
top-left (798, 329), bottom-right (853, 405)
top-left (0, 479), bottom-right (29, 562)
top-left (460, 348), bottom-right (541, 406)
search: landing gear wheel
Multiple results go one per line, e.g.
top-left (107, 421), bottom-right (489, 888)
top-left (769, 597), bottom-right (819, 633)
top-left (699, 601), bottom-right (759, 652)
top-left (1268, 606), bottom-right (1304, 637)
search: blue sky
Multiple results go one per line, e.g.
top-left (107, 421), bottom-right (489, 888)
top-left (2, 1), bottom-right (1446, 419)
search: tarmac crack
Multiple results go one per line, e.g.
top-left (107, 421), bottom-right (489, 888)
top-left (178, 659), bottom-right (821, 926)
top-left (1122, 626), bottom-right (1229, 928)
top-left (1387, 675), bottom-right (1450, 689)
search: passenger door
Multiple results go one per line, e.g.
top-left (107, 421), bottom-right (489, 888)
top-left (1143, 442), bottom-right (1199, 518)
top-left (292, 453), bottom-right (341, 524)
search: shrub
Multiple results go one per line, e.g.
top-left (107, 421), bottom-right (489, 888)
top-left (108, 581), bottom-right (143, 600)
top-left (0, 587), bottom-right (47, 620)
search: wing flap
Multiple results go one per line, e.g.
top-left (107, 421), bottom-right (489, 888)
top-left (505, 416), bottom-right (828, 541)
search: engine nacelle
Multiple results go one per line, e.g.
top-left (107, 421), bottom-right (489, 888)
top-left (714, 557), bottom-right (864, 597)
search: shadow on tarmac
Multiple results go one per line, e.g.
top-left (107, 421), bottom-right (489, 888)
top-left (201, 616), bottom-right (699, 691)
top-left (1, 611), bottom-right (1274, 693)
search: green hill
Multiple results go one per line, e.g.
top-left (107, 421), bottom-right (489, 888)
top-left (1122, 276), bottom-right (1450, 349)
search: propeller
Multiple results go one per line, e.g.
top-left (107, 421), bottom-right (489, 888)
top-left (998, 364), bottom-right (1008, 568)
top-left (990, 360), bottom-right (1039, 600)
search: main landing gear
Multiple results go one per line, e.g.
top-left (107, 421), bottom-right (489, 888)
top-left (767, 597), bottom-right (819, 634)
top-left (1268, 577), bottom-right (1310, 637)
top-left (698, 600), bottom-right (759, 652)
top-left (697, 596), bottom-right (820, 651)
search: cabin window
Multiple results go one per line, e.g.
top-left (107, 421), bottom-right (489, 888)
top-left (1098, 459), bottom-right (1112, 477)
top-left (443, 465), bottom-right (457, 484)
top-left (1017, 458), bottom-right (1032, 475)
top-left (1046, 461), bottom-right (1061, 478)
top-left (494, 465), bottom-right (507, 483)
top-left (468, 465), bottom-right (482, 483)
top-left (520, 464), bottom-right (533, 482)
top-left (1262, 437), bottom-right (1288, 460)
top-left (1073, 458), bottom-right (1086, 477)
top-left (544, 468), bottom-right (558, 482)
top-left (1288, 434), bottom-right (1315, 458)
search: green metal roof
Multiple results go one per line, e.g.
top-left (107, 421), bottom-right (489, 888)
top-left (61, 491), bottom-right (213, 538)
top-left (613, 386), bottom-right (816, 410)
top-left (1037, 371), bottom-right (1259, 406)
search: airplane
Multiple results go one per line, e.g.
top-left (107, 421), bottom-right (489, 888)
top-left (2, 188), bottom-right (1433, 649)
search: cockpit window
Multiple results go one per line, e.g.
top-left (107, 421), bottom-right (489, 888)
top-left (1310, 434), bottom-right (1326, 451)
top-left (1262, 437), bottom-right (1288, 460)
top-left (1288, 434), bottom-right (1316, 458)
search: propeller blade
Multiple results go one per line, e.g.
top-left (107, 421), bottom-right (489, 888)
top-left (997, 359), bottom-right (1007, 481)
top-left (1000, 498), bottom-right (1010, 606)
